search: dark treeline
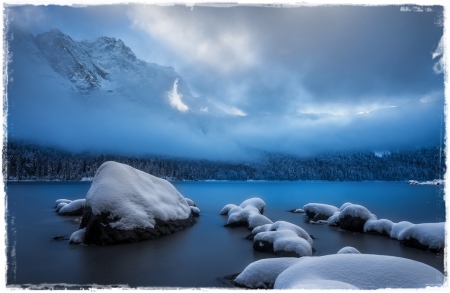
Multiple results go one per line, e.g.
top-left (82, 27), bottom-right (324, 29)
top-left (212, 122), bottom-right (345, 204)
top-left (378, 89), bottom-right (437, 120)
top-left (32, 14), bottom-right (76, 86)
top-left (3, 141), bottom-right (445, 181)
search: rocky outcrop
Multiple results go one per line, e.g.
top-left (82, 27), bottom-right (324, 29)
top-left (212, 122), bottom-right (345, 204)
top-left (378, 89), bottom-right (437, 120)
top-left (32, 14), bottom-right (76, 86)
top-left (79, 206), bottom-right (196, 245)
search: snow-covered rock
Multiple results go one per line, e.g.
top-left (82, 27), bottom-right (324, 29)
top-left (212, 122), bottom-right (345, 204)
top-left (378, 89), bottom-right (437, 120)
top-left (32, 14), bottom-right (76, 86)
top-left (398, 222), bottom-right (445, 252)
top-left (364, 219), bottom-right (394, 236)
top-left (252, 221), bottom-right (313, 257)
top-left (327, 212), bottom-right (341, 226)
top-left (338, 204), bottom-right (377, 232)
top-left (390, 221), bottom-right (415, 240)
top-left (55, 199), bottom-right (72, 207)
top-left (337, 246), bottom-right (361, 254)
top-left (190, 206), bottom-right (200, 217)
top-left (291, 208), bottom-right (304, 213)
top-left (69, 228), bottom-right (86, 244)
top-left (409, 179), bottom-right (444, 185)
top-left (233, 253), bottom-right (444, 289)
top-left (234, 258), bottom-right (300, 289)
top-left (339, 202), bottom-right (353, 211)
top-left (221, 198), bottom-right (271, 229)
top-left (303, 203), bottom-right (339, 221)
top-left (78, 161), bottom-right (195, 245)
top-left (55, 202), bottom-right (68, 212)
top-left (185, 198), bottom-right (196, 207)
top-left (58, 199), bottom-right (86, 216)
top-left (274, 254), bottom-right (444, 289)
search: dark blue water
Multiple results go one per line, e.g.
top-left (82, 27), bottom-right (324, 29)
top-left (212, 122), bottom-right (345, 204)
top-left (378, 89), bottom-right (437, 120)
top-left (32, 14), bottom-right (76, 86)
top-left (5, 181), bottom-right (445, 288)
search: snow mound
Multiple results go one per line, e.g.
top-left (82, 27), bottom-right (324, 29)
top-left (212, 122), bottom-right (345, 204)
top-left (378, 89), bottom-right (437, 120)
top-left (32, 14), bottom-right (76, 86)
top-left (86, 161), bottom-right (191, 230)
top-left (337, 246), bottom-right (361, 254)
top-left (222, 198), bottom-right (271, 228)
top-left (55, 202), bottom-right (68, 212)
top-left (339, 202), bottom-right (353, 211)
top-left (234, 258), bottom-right (300, 289)
top-left (185, 198), bottom-right (196, 207)
top-left (327, 212), bottom-right (341, 226)
top-left (220, 204), bottom-right (238, 215)
top-left (190, 206), bottom-right (200, 217)
top-left (253, 221), bottom-right (313, 257)
top-left (364, 219), bottom-right (394, 236)
top-left (58, 199), bottom-right (86, 215)
top-left (69, 228), bottom-right (86, 244)
top-left (303, 203), bottom-right (339, 221)
top-left (292, 208), bottom-right (304, 213)
top-left (239, 198), bottom-right (266, 214)
top-left (337, 204), bottom-right (377, 232)
top-left (398, 222), bottom-right (445, 252)
top-left (274, 254), bottom-right (444, 289)
top-left (390, 221), bottom-right (414, 240)
top-left (55, 199), bottom-right (72, 207)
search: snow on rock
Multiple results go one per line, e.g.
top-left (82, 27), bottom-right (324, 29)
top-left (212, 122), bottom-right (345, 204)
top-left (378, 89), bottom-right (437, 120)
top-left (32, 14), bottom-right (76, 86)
top-left (239, 198), bottom-right (266, 214)
top-left (190, 206), bottom-right (200, 217)
top-left (79, 161), bottom-right (195, 245)
top-left (185, 198), bottom-right (196, 207)
top-left (364, 219), bottom-right (394, 236)
top-left (390, 221), bottom-right (414, 240)
top-left (274, 254), bottom-right (445, 289)
top-left (234, 258), bottom-right (300, 289)
top-left (69, 228), bottom-right (86, 244)
top-left (58, 199), bottom-right (86, 216)
top-left (220, 204), bottom-right (238, 215)
top-left (55, 199), bottom-right (72, 207)
top-left (339, 202), bottom-right (353, 211)
top-left (398, 222), bottom-right (445, 252)
top-left (303, 203), bottom-right (339, 221)
top-left (221, 198), bottom-right (271, 229)
top-left (327, 212), bottom-right (341, 226)
top-left (252, 221), bottom-right (313, 257)
top-left (291, 208), bottom-right (304, 213)
top-left (337, 246), bottom-right (361, 254)
top-left (55, 202), bottom-right (68, 213)
top-left (408, 179), bottom-right (444, 185)
top-left (337, 204), bottom-right (377, 232)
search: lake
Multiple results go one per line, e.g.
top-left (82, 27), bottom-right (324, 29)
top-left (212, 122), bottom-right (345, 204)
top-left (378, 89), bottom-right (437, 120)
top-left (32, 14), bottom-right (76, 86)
top-left (5, 181), bottom-right (446, 288)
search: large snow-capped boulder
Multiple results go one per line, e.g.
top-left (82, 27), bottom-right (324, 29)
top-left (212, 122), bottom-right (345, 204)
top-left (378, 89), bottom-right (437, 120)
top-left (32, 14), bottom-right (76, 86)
top-left (398, 222), bottom-right (445, 252)
top-left (303, 203), bottom-right (339, 221)
top-left (252, 221), bottom-right (313, 257)
top-left (78, 161), bottom-right (196, 245)
top-left (221, 198), bottom-right (272, 229)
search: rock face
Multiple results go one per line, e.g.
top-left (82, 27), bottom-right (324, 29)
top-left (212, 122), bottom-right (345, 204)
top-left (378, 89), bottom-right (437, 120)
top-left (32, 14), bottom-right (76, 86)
top-left (80, 206), bottom-right (196, 245)
top-left (78, 161), bottom-right (196, 245)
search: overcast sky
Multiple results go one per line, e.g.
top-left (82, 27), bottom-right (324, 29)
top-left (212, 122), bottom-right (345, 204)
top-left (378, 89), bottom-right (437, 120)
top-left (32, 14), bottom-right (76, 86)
top-left (4, 3), bottom-right (446, 159)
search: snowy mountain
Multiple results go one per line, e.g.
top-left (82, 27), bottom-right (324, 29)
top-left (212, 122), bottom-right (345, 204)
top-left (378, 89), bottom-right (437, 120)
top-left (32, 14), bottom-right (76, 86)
top-left (7, 26), bottom-right (225, 115)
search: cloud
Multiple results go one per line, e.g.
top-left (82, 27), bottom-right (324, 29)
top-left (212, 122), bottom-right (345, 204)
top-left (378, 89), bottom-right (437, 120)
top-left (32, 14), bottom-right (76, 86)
top-left (167, 79), bottom-right (189, 112)
top-left (128, 5), bottom-right (257, 74)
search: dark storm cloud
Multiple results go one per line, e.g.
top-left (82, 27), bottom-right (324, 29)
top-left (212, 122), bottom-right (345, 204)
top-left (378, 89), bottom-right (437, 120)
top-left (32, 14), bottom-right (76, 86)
top-left (4, 3), bottom-right (446, 159)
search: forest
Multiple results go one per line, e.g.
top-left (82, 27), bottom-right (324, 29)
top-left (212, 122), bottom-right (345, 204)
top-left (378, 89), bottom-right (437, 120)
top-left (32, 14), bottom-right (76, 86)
top-left (3, 141), bottom-right (445, 182)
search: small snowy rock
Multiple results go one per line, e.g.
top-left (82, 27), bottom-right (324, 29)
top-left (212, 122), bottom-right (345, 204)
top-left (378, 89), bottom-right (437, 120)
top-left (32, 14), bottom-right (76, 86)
top-left (364, 219), bottom-right (394, 236)
top-left (303, 203), bottom-right (339, 221)
top-left (222, 198), bottom-right (271, 229)
top-left (338, 204), bottom-right (377, 232)
top-left (69, 228), bottom-right (86, 244)
top-left (398, 222), bottom-right (445, 252)
top-left (390, 221), bottom-right (414, 240)
top-left (58, 199), bottom-right (86, 216)
top-left (337, 246), bottom-right (361, 254)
